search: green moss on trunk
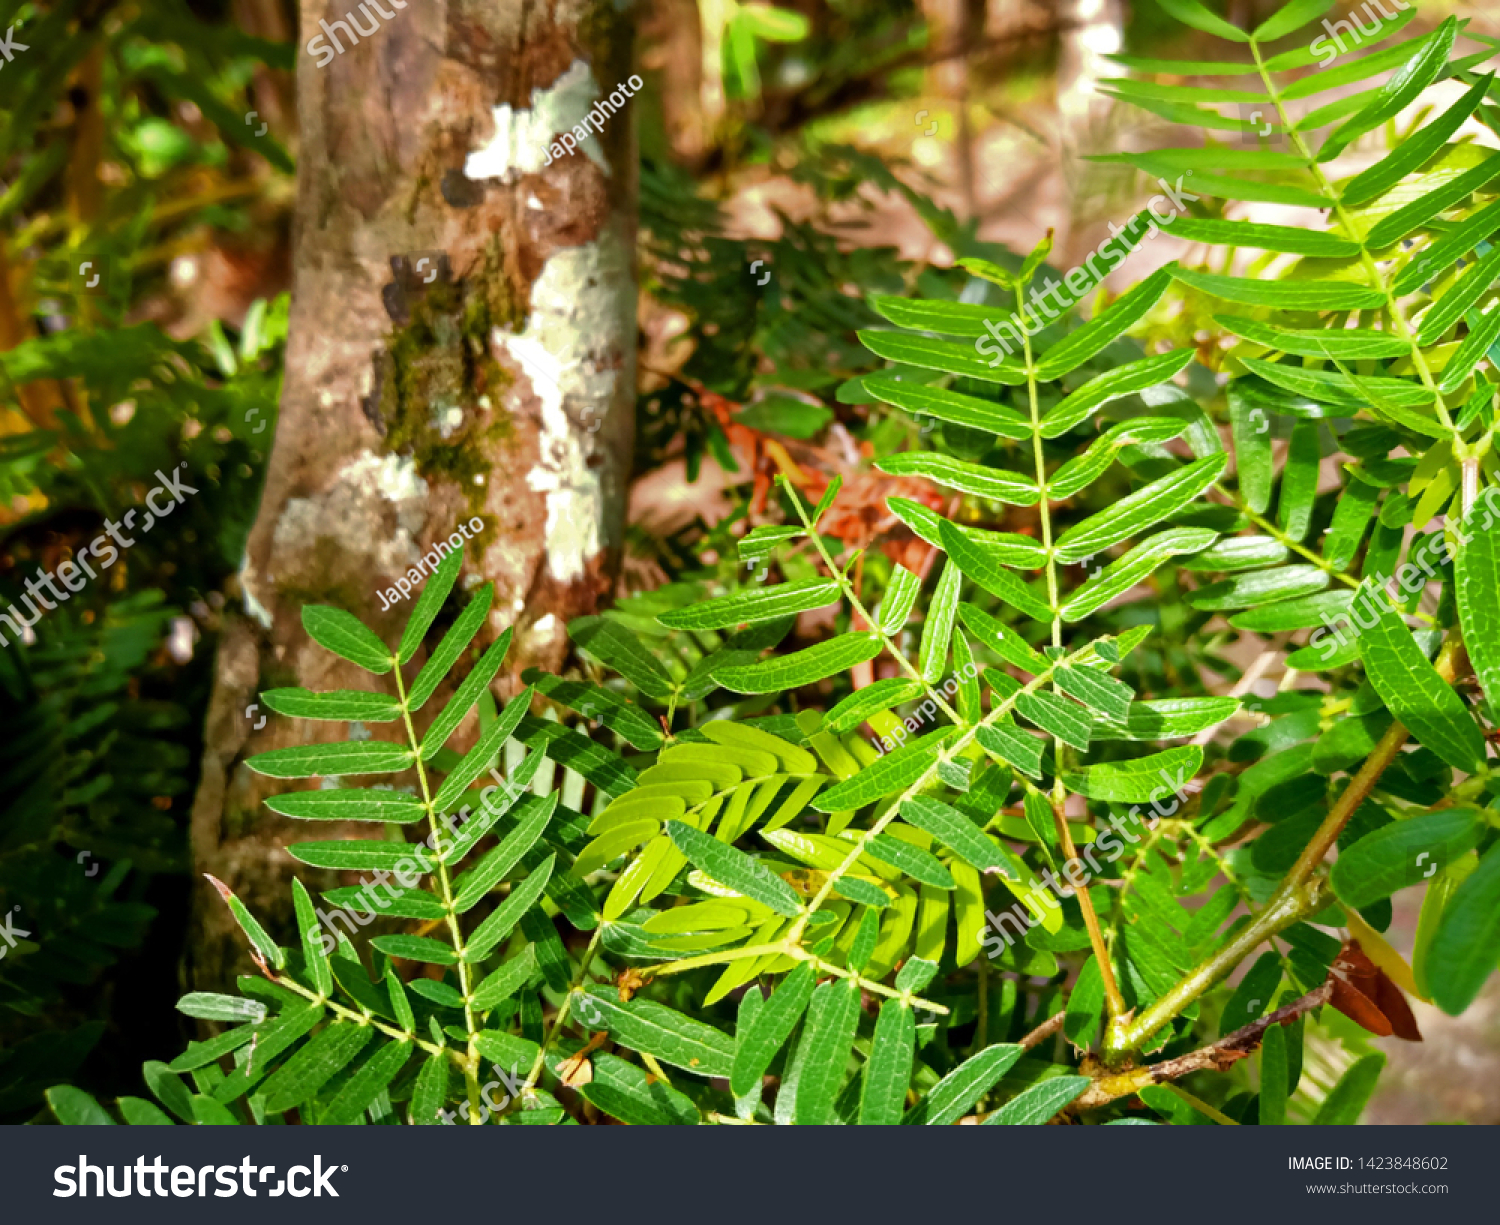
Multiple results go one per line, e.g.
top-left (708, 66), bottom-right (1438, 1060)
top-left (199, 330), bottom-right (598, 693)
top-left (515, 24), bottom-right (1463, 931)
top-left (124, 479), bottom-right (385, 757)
top-left (376, 241), bottom-right (528, 552)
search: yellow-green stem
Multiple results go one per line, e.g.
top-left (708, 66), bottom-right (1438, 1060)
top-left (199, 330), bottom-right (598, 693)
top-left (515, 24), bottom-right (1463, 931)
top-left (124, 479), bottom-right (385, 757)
top-left (392, 659), bottom-right (483, 1119)
top-left (1015, 282), bottom-right (1124, 1017)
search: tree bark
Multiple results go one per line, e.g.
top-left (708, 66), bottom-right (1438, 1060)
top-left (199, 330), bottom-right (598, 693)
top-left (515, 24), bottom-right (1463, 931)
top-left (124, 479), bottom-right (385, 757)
top-left (188, 0), bottom-right (637, 992)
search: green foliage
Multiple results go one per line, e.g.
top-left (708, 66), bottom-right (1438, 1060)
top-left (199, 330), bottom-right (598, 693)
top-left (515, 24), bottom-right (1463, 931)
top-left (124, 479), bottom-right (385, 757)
top-left (1, 0), bottom-right (293, 1120)
top-left (37, 0), bottom-right (1500, 1128)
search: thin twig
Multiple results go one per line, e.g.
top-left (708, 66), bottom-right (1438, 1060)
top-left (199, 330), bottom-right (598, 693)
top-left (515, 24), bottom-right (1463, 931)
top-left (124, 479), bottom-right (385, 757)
top-left (1077, 982), bottom-right (1333, 1110)
top-left (1019, 1010), bottom-right (1065, 1051)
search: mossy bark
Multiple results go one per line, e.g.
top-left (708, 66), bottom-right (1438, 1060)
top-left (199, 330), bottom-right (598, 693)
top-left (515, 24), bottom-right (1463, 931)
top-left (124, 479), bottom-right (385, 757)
top-left (188, 0), bottom-right (636, 993)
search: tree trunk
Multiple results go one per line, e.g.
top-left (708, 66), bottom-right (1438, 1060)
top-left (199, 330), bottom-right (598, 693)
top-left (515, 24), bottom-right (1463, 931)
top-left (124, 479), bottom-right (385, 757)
top-left (187, 0), bottom-right (637, 993)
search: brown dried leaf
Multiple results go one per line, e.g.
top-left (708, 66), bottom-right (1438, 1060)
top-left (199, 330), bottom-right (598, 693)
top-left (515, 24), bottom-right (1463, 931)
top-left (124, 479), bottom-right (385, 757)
top-left (1327, 939), bottom-right (1422, 1042)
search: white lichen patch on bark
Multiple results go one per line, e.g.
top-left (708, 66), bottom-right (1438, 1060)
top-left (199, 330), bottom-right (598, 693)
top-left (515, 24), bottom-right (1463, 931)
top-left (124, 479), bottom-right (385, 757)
top-left (491, 226), bottom-right (634, 585)
top-left (523, 611), bottom-right (565, 659)
top-left (464, 59), bottom-right (609, 181)
top-left (239, 565), bottom-right (275, 630)
top-left (269, 452), bottom-right (431, 591)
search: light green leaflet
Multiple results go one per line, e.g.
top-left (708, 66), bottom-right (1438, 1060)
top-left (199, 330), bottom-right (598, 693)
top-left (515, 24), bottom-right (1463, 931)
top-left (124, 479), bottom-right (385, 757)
top-left (1217, 316), bottom-right (1409, 360)
top-left (1428, 845), bottom-right (1500, 1015)
top-left (889, 496), bottom-right (1049, 566)
top-left (812, 728), bottom-right (956, 812)
top-left (1171, 266), bottom-right (1385, 311)
top-left (246, 740), bottom-right (413, 780)
top-left (1034, 265), bottom-right (1177, 381)
top-left (1455, 503), bottom-right (1500, 708)
top-left (1366, 154), bottom-right (1500, 249)
top-left (1041, 349), bottom-right (1195, 438)
top-left (919, 559), bottom-right (962, 682)
top-left (937, 521), bottom-right (1052, 621)
top-left (259, 688), bottom-right (401, 722)
top-left (1342, 71), bottom-right (1492, 208)
top-left (291, 879), bottom-right (332, 996)
top-left (322, 1043), bottom-right (412, 1125)
top-left (46, 1087), bottom-right (116, 1126)
top-left (862, 376), bottom-right (1032, 440)
top-left (1330, 809), bottom-right (1481, 909)
top-left (1358, 589), bottom-right (1484, 773)
top-left (1259, 1022), bottom-right (1288, 1125)
top-left (1187, 564), bottom-right (1329, 613)
top-left (398, 545), bottom-right (464, 665)
top-left (665, 820), bottom-right (802, 917)
top-left (1062, 746), bottom-right (1203, 803)
top-left (1320, 18), bottom-right (1458, 162)
top-left (981, 1076), bottom-right (1091, 1125)
top-left (870, 294), bottom-right (1008, 338)
top-left (1052, 664), bottom-right (1132, 722)
top-left (264, 788), bottom-right (426, 824)
top-left (858, 330), bottom-right (1028, 385)
top-left (1229, 385), bottom-right (1273, 514)
top-left (657, 578), bottom-right (841, 631)
top-left (705, 721), bottom-right (819, 774)
top-left (1265, 0), bottom-right (1412, 72)
top-left (730, 962), bottom-right (816, 1097)
top-left (878, 452), bottom-right (1040, 506)
top-left (1105, 158), bottom-right (1324, 207)
top-left (1059, 527), bottom-right (1218, 621)
top-left (714, 632), bottom-right (883, 694)
top-left (1103, 53), bottom-right (1256, 76)
top-left (1092, 697), bottom-right (1239, 741)
top-left (419, 635), bottom-right (520, 761)
top-left (578, 989), bottom-right (736, 1078)
top-left (1438, 302), bottom-right (1500, 394)
top-left (408, 604), bottom-right (502, 711)
top-left (877, 565), bottom-right (922, 633)
top-left (462, 854), bottom-right (555, 962)
top-left (859, 999), bottom-right (915, 1125)
top-left (1148, 0), bottom-right (1247, 41)
top-left (1415, 241), bottom-right (1500, 346)
top-left (301, 605), bottom-right (392, 673)
top-left (794, 978), bottom-right (862, 1125)
top-left (1053, 454), bottom-right (1226, 564)
top-left (900, 796), bottom-right (1021, 880)
top-left (1167, 217), bottom-right (1359, 257)
top-left (1310, 1055), bottom-right (1386, 1124)
top-left (902, 1043), bottom-right (1024, 1125)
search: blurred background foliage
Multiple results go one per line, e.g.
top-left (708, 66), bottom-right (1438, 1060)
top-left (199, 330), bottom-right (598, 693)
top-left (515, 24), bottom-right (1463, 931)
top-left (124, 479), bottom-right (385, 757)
top-left (1, 0), bottom-right (1494, 1123)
